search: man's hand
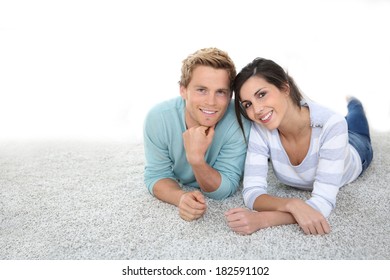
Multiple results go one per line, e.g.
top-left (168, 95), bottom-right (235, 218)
top-left (178, 190), bottom-right (207, 221)
top-left (182, 125), bottom-right (215, 165)
top-left (182, 125), bottom-right (221, 193)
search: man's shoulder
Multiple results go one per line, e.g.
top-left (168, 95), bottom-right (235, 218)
top-left (144, 97), bottom-right (184, 141)
top-left (148, 97), bottom-right (183, 115)
top-left (144, 97), bottom-right (184, 134)
top-left (220, 100), bottom-right (236, 121)
top-left (145, 97), bottom-right (184, 124)
top-left (220, 100), bottom-right (250, 127)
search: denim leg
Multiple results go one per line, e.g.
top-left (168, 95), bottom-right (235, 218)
top-left (345, 97), bottom-right (373, 174)
top-left (345, 97), bottom-right (371, 140)
top-left (348, 132), bottom-right (373, 173)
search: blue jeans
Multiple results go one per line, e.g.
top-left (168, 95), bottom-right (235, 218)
top-left (345, 97), bottom-right (373, 174)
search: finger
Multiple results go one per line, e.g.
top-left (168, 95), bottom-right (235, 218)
top-left (312, 219), bottom-right (330, 235)
top-left (193, 191), bottom-right (206, 204)
top-left (314, 223), bottom-right (326, 235)
top-left (179, 210), bottom-right (192, 221)
top-left (179, 207), bottom-right (194, 221)
top-left (230, 225), bottom-right (251, 235)
top-left (179, 207), bottom-right (205, 221)
top-left (225, 214), bottom-right (237, 223)
top-left (299, 223), bottom-right (310, 235)
top-left (322, 220), bottom-right (331, 234)
top-left (227, 219), bottom-right (246, 229)
top-left (183, 196), bottom-right (207, 215)
top-left (225, 208), bottom-right (245, 216)
top-left (315, 221), bottom-right (330, 235)
top-left (205, 125), bottom-right (215, 136)
top-left (189, 198), bottom-right (207, 210)
top-left (307, 224), bottom-right (318, 235)
top-left (225, 212), bottom-right (245, 222)
top-left (197, 126), bottom-right (209, 135)
top-left (180, 211), bottom-right (202, 221)
top-left (181, 193), bottom-right (206, 210)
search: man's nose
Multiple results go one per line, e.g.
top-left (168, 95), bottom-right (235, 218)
top-left (206, 92), bottom-right (217, 105)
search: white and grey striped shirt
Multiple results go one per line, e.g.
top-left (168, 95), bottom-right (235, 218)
top-left (243, 99), bottom-right (362, 217)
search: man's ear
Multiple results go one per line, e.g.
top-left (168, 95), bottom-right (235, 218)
top-left (180, 85), bottom-right (187, 99)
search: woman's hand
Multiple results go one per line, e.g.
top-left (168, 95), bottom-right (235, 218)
top-left (225, 208), bottom-right (269, 235)
top-left (286, 198), bottom-right (330, 235)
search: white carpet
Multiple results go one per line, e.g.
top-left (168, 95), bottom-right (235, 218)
top-left (0, 132), bottom-right (389, 260)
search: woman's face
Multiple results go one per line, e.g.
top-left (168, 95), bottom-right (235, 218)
top-left (239, 75), bottom-right (290, 130)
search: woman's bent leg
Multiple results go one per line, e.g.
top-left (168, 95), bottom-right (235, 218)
top-left (345, 97), bottom-right (373, 174)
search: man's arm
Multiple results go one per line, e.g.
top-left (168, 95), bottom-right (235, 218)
top-left (152, 178), bottom-right (186, 206)
top-left (153, 178), bottom-right (207, 221)
top-left (182, 125), bottom-right (222, 193)
top-left (144, 110), bottom-right (207, 221)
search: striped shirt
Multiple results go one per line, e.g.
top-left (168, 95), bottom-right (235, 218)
top-left (243, 99), bottom-right (362, 217)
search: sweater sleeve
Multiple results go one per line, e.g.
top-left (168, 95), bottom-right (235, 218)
top-left (202, 118), bottom-right (250, 200)
top-left (143, 109), bottom-right (176, 195)
top-left (242, 124), bottom-right (270, 209)
top-left (306, 117), bottom-right (349, 217)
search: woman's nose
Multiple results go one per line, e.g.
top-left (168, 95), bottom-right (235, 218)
top-left (253, 102), bottom-right (263, 114)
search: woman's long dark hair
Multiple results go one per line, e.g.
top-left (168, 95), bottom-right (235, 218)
top-left (233, 57), bottom-right (303, 138)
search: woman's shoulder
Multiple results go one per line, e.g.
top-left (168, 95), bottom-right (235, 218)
top-left (304, 99), bottom-right (346, 128)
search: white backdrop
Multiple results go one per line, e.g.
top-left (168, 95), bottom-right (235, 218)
top-left (1, 0), bottom-right (389, 142)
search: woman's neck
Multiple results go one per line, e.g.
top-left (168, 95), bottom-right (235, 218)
top-left (278, 105), bottom-right (311, 141)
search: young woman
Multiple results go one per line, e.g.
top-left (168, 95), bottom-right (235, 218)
top-left (225, 57), bottom-right (373, 235)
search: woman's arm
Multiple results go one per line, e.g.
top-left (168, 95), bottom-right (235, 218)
top-left (225, 208), bottom-right (295, 235)
top-left (226, 194), bottom-right (330, 235)
top-left (252, 194), bottom-right (330, 235)
top-left (233, 124), bottom-right (330, 235)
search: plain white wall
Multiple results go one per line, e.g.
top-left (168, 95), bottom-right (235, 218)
top-left (1, 0), bottom-right (389, 142)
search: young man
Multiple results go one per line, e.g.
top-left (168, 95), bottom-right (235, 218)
top-left (143, 48), bottom-right (249, 221)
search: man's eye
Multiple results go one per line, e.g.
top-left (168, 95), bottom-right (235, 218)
top-left (217, 91), bottom-right (228, 96)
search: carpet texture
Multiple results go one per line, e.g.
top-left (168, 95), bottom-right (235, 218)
top-left (0, 132), bottom-right (389, 260)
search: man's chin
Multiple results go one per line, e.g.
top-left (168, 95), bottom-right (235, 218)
top-left (200, 119), bottom-right (219, 128)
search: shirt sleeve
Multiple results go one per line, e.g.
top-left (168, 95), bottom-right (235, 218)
top-left (306, 117), bottom-right (349, 217)
top-left (202, 118), bottom-right (251, 200)
top-left (143, 109), bottom-right (176, 195)
top-left (242, 124), bottom-right (270, 209)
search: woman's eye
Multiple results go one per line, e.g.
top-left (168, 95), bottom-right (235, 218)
top-left (242, 102), bottom-right (251, 109)
top-left (256, 91), bottom-right (266, 98)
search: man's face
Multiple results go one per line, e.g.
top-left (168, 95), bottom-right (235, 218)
top-left (180, 65), bottom-right (231, 129)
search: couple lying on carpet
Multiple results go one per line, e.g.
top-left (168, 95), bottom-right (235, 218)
top-left (143, 48), bottom-right (373, 235)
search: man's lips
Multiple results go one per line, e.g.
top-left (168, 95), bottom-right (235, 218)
top-left (200, 108), bottom-right (217, 115)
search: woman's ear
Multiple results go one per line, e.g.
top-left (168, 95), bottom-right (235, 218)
top-left (282, 83), bottom-right (290, 96)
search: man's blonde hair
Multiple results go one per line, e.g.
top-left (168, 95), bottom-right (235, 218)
top-left (179, 48), bottom-right (236, 91)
